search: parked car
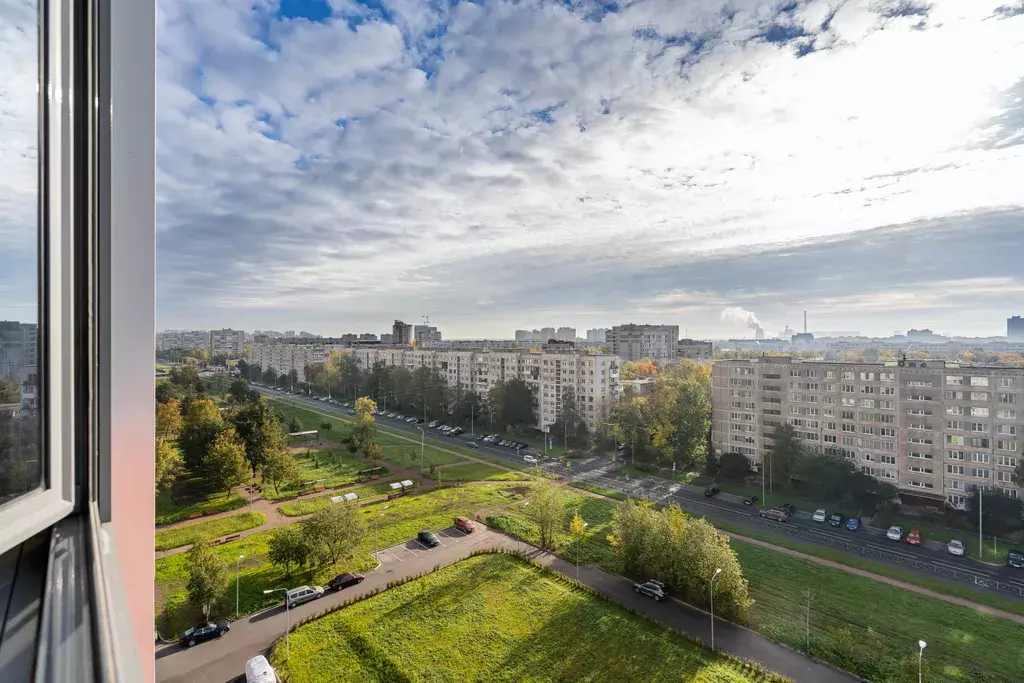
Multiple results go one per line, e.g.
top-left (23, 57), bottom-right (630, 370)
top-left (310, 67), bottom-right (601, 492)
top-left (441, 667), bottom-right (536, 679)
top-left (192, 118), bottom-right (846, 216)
top-left (524, 455), bottom-right (538, 464)
top-left (179, 620), bottom-right (229, 648)
top-left (417, 530), bottom-right (440, 548)
top-left (812, 508), bottom-right (828, 523)
top-left (703, 487), bottom-right (720, 497)
top-left (846, 516), bottom-right (861, 531)
top-left (454, 516), bottom-right (475, 533)
top-left (886, 525), bottom-right (904, 541)
top-left (1007, 549), bottom-right (1024, 569)
top-left (828, 513), bottom-right (844, 527)
top-left (451, 427), bottom-right (465, 435)
top-left (946, 539), bottom-right (966, 557)
top-left (476, 434), bottom-right (486, 441)
top-left (286, 585), bottom-right (324, 608)
top-left (905, 529), bottom-right (922, 546)
top-left (244, 655), bottom-right (278, 683)
top-left (634, 581), bottom-right (666, 601)
top-left (780, 503), bottom-right (797, 517)
top-left (428, 421), bottom-right (439, 428)
top-left (327, 573), bottom-right (365, 591)
top-left (743, 495), bottom-right (758, 506)
top-left (467, 442), bottom-right (479, 449)
top-left (759, 507), bottom-right (791, 522)
top-left (616, 443), bottom-right (628, 451)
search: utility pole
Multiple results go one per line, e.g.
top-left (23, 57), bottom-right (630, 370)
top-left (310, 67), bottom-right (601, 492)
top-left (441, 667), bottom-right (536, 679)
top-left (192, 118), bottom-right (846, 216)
top-left (805, 590), bottom-right (811, 652)
top-left (979, 485), bottom-right (984, 559)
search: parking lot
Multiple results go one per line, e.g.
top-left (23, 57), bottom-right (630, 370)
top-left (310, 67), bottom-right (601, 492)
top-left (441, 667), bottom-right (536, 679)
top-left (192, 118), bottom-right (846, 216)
top-left (373, 522), bottom-right (486, 565)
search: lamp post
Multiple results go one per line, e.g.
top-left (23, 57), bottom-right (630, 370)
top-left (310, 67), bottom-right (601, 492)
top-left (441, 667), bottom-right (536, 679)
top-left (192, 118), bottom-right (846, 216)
top-left (710, 567), bottom-right (722, 651)
top-left (235, 555), bottom-right (244, 617)
top-left (418, 427), bottom-right (425, 473)
top-left (918, 640), bottom-right (926, 683)
top-left (374, 505), bottom-right (391, 560)
top-left (263, 588), bottom-right (290, 660)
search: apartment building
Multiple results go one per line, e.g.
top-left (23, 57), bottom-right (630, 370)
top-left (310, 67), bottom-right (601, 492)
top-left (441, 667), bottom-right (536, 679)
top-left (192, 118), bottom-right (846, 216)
top-left (677, 339), bottom-right (713, 362)
top-left (607, 324), bottom-right (680, 362)
top-left (393, 320), bottom-right (413, 346)
top-left (712, 357), bottom-right (1024, 507)
top-left (0, 322), bottom-right (36, 379)
top-left (1009, 316), bottom-right (1024, 341)
top-left (155, 329), bottom-right (211, 351)
top-left (209, 328), bottom-right (245, 354)
top-left (349, 347), bottom-right (620, 430)
top-left (250, 343), bottom-right (347, 381)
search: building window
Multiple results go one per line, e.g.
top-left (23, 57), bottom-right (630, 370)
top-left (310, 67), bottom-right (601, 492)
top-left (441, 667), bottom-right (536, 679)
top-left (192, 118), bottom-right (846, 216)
top-left (997, 455), bottom-right (1018, 468)
top-left (999, 393), bottom-right (1016, 404)
top-left (971, 376), bottom-right (989, 387)
top-left (969, 468), bottom-right (990, 479)
top-left (997, 409), bottom-right (1017, 420)
top-left (948, 450), bottom-right (965, 460)
top-left (971, 407), bottom-right (990, 417)
top-left (1000, 377), bottom-right (1016, 388)
top-left (998, 440), bottom-right (1018, 452)
top-left (947, 376), bottom-right (964, 386)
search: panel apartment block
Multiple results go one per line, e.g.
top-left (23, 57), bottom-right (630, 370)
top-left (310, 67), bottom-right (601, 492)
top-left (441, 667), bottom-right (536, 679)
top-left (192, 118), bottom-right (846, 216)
top-left (349, 347), bottom-right (620, 431)
top-left (712, 357), bottom-right (1023, 506)
top-left (607, 324), bottom-right (680, 362)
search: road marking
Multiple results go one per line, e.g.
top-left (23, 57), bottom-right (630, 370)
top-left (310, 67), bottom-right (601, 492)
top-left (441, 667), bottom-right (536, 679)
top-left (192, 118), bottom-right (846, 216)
top-left (929, 559), bottom-right (994, 577)
top-left (864, 542), bottom-right (918, 559)
top-left (403, 544), bottom-right (422, 557)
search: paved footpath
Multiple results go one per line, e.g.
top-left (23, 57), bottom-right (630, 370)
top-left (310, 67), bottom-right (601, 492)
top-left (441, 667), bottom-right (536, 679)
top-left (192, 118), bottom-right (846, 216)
top-left (156, 525), bottom-right (858, 683)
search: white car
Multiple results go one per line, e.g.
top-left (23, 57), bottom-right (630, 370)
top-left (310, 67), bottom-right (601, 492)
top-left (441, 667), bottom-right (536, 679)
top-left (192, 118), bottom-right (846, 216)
top-left (812, 508), bottom-right (827, 523)
top-left (886, 526), bottom-right (904, 541)
top-left (947, 539), bottom-right (966, 556)
top-left (524, 455), bottom-right (538, 465)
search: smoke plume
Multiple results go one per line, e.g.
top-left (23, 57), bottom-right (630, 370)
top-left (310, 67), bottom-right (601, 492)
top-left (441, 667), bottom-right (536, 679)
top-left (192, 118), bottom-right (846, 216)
top-left (720, 307), bottom-right (761, 330)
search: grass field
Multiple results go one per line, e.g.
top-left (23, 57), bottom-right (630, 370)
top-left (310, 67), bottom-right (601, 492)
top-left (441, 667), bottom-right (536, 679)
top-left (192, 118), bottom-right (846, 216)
top-left (734, 540), bottom-right (1024, 683)
top-left (571, 481), bottom-right (629, 500)
top-left (259, 448), bottom-right (393, 501)
top-left (269, 553), bottom-right (789, 683)
top-left (155, 484), bottom-right (522, 636)
top-left (155, 488), bottom-right (246, 526)
top-left (154, 512), bottom-right (266, 551)
top-left (278, 480), bottom-right (415, 517)
top-left (422, 462), bottom-right (518, 482)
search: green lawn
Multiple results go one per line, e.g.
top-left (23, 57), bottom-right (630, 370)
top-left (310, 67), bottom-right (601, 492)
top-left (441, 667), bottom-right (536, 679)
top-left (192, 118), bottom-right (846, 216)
top-left (269, 553), bottom-right (789, 683)
top-left (571, 481), bottom-right (629, 501)
top-left (154, 512), bottom-right (266, 551)
top-left (278, 480), bottom-right (416, 517)
top-left (735, 540), bottom-right (1024, 683)
top-left (422, 462), bottom-right (521, 482)
top-left (260, 448), bottom-right (393, 501)
top-left (155, 488), bottom-right (246, 526)
top-left (616, 462), bottom-right (696, 484)
top-left (155, 484), bottom-right (522, 636)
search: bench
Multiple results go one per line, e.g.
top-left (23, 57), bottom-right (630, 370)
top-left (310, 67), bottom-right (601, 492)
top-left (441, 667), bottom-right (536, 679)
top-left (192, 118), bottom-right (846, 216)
top-left (186, 512), bottom-right (202, 520)
top-left (221, 534), bottom-right (241, 544)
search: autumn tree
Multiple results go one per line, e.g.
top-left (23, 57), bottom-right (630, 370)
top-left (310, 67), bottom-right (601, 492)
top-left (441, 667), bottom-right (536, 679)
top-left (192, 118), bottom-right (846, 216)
top-left (186, 539), bottom-right (227, 619)
top-left (302, 502), bottom-right (367, 565)
top-left (351, 397), bottom-right (378, 451)
top-left (524, 479), bottom-right (565, 550)
top-left (287, 416), bottom-right (303, 433)
top-left (155, 438), bottom-right (184, 493)
top-left (203, 427), bottom-right (249, 496)
top-left (262, 447), bottom-right (299, 495)
top-left (156, 397), bottom-right (183, 437)
top-left (178, 399), bottom-right (226, 474)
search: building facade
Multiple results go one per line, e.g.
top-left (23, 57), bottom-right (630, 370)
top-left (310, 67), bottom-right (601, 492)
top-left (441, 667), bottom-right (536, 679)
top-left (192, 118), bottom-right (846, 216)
top-left (607, 324), bottom-right (679, 362)
top-left (677, 339), bottom-right (712, 362)
top-left (209, 328), bottom-right (245, 354)
top-left (712, 357), bottom-right (1023, 506)
top-left (1009, 316), bottom-right (1024, 341)
top-left (155, 329), bottom-right (211, 352)
top-left (0, 322), bottom-right (36, 380)
top-left (415, 327), bottom-right (441, 346)
top-left (392, 320), bottom-right (413, 346)
top-left (586, 328), bottom-right (608, 343)
top-left (250, 343), bottom-right (347, 381)
top-left (348, 347), bottom-right (620, 430)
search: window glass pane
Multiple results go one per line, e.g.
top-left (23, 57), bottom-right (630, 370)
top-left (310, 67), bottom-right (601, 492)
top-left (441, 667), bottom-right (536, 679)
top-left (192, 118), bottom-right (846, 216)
top-left (0, 0), bottom-right (42, 505)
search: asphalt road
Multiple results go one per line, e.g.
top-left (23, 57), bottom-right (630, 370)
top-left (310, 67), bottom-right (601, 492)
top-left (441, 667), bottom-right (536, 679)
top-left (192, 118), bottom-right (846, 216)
top-left (264, 387), bottom-right (1024, 599)
top-left (156, 521), bottom-right (858, 683)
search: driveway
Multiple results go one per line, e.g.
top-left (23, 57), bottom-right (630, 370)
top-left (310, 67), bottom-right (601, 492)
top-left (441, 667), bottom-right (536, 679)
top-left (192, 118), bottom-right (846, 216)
top-left (156, 524), bottom-right (857, 683)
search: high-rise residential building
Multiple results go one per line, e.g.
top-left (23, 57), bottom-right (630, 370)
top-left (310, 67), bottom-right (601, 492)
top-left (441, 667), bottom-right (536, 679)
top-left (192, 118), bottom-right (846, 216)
top-left (250, 343), bottom-right (348, 381)
top-left (209, 328), bottom-right (245, 354)
top-left (284, 330), bottom-right (295, 338)
top-left (607, 324), bottom-right (679, 362)
top-left (416, 327), bottom-right (442, 346)
top-left (341, 333), bottom-right (358, 342)
top-left (539, 327), bottom-right (556, 342)
top-left (677, 339), bottom-right (712, 361)
top-left (514, 329), bottom-right (534, 342)
top-left (154, 329), bottom-right (211, 352)
top-left (349, 346), bottom-right (620, 430)
top-left (1009, 316), bottom-right (1024, 341)
top-left (358, 333), bottom-right (378, 341)
top-left (712, 357), bottom-right (1023, 507)
top-left (0, 322), bottom-right (37, 380)
top-left (555, 327), bottom-right (576, 342)
top-left (392, 320), bottom-right (413, 346)
top-left (380, 333), bottom-right (394, 344)
top-left (586, 328), bottom-right (608, 343)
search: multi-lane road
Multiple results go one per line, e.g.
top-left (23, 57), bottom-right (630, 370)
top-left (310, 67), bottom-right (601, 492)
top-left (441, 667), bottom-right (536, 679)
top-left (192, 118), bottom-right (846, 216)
top-left (262, 387), bottom-right (1024, 601)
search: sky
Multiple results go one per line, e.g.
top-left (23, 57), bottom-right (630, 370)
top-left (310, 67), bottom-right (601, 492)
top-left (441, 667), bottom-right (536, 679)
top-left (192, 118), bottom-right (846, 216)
top-left (2, 0), bottom-right (1024, 339)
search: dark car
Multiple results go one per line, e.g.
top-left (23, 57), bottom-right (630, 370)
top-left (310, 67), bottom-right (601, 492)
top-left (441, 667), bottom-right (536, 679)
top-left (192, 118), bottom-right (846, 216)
top-left (780, 503), bottom-right (797, 516)
top-left (327, 572), bottom-right (365, 591)
top-left (759, 507), bottom-right (791, 522)
top-left (743, 495), bottom-right (758, 506)
top-left (1008, 549), bottom-right (1024, 569)
top-left (828, 513), bottom-right (844, 527)
top-left (417, 530), bottom-right (440, 548)
top-left (704, 487), bottom-right (720, 497)
top-left (634, 581), bottom-right (666, 601)
top-left (179, 620), bottom-right (229, 648)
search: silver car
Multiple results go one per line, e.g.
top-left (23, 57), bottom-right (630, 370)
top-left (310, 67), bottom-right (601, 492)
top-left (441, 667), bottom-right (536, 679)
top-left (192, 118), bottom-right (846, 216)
top-left (947, 539), bottom-right (966, 556)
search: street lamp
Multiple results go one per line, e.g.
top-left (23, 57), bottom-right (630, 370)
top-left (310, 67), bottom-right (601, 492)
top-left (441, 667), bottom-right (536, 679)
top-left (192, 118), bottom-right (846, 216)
top-left (263, 588), bottom-right (291, 660)
top-left (710, 567), bottom-right (722, 651)
top-left (918, 640), bottom-right (926, 683)
top-left (418, 427), bottom-right (425, 473)
top-left (374, 505), bottom-right (391, 561)
top-left (235, 555), bottom-right (244, 617)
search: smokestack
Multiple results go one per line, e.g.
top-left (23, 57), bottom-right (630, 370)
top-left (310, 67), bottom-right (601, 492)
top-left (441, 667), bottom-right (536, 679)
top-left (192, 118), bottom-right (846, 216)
top-left (804, 310), bottom-right (807, 334)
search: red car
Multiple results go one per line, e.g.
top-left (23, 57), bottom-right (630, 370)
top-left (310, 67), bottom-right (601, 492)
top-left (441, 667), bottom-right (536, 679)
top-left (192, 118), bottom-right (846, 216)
top-left (905, 529), bottom-right (922, 546)
top-left (454, 516), bottom-right (476, 533)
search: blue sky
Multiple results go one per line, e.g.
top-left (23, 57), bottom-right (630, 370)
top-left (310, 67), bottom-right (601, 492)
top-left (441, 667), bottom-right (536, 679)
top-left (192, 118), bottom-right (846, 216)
top-left (3, 0), bottom-right (1024, 338)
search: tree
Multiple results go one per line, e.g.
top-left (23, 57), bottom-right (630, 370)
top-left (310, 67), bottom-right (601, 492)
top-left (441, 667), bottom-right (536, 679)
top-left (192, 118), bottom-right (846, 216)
top-left (569, 513), bottom-right (587, 570)
top-left (185, 397), bottom-right (222, 424)
top-left (262, 367), bottom-right (277, 385)
top-left (351, 397), bottom-right (378, 450)
top-left (229, 379), bottom-right (252, 403)
top-left (186, 539), bottom-right (227, 619)
top-left (500, 378), bottom-right (536, 429)
top-left (320, 421), bottom-right (332, 432)
top-left (1015, 458), bottom-right (1024, 488)
top-left (362, 442), bottom-right (383, 461)
top-left (287, 416), bottom-right (303, 433)
top-left (672, 378), bottom-right (711, 468)
top-left (178, 403), bottom-right (226, 474)
top-left (232, 397), bottom-right (287, 476)
top-left (262, 447), bottom-right (299, 495)
top-left (302, 502), bottom-right (367, 565)
top-left (0, 379), bottom-right (19, 403)
top-left (267, 526), bottom-right (312, 579)
top-left (155, 438), bottom-right (183, 493)
top-left (155, 381), bottom-right (179, 405)
top-left (171, 364), bottom-right (199, 388)
top-left (610, 396), bottom-right (652, 461)
top-left (156, 398), bottom-right (183, 437)
top-left (766, 424), bottom-right (802, 491)
top-left (719, 452), bottom-right (751, 481)
top-left (288, 369), bottom-right (299, 387)
top-left (203, 427), bottom-right (249, 496)
top-left (524, 479), bottom-right (565, 550)
top-left (967, 488), bottom-right (1024, 535)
